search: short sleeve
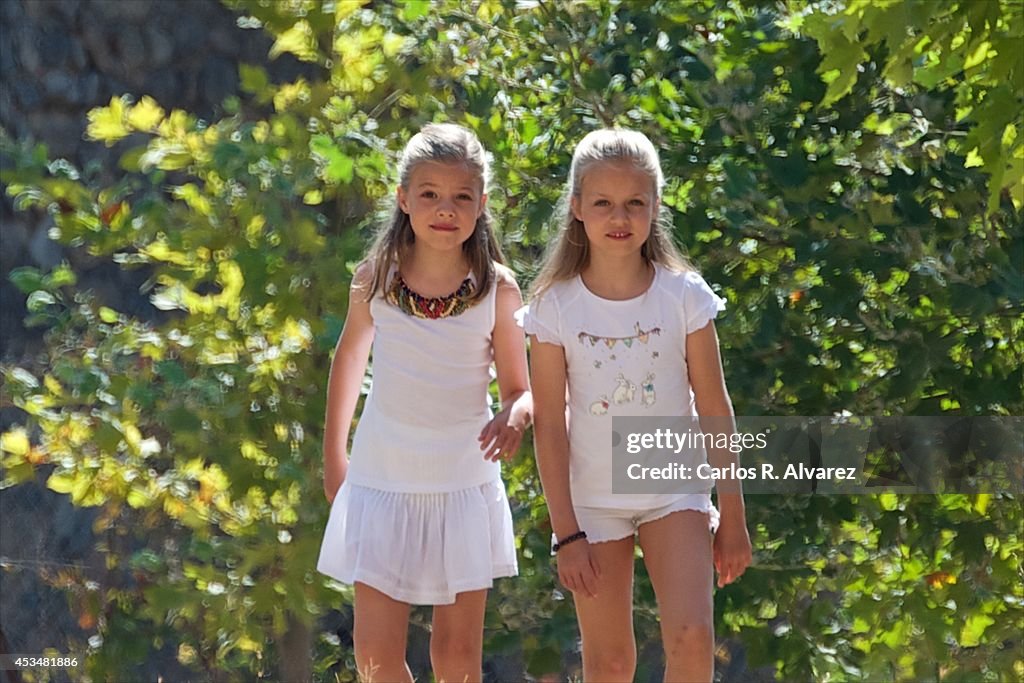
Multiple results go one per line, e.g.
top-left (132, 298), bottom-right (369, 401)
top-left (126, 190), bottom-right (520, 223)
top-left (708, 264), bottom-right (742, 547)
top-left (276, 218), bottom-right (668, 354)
top-left (682, 271), bottom-right (726, 335)
top-left (516, 292), bottom-right (563, 346)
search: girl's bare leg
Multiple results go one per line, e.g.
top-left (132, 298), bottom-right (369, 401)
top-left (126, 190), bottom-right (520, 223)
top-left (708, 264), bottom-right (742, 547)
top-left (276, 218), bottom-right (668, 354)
top-left (431, 588), bottom-right (488, 682)
top-left (573, 537), bottom-right (637, 682)
top-left (637, 510), bottom-right (715, 683)
top-left (353, 582), bottom-right (414, 683)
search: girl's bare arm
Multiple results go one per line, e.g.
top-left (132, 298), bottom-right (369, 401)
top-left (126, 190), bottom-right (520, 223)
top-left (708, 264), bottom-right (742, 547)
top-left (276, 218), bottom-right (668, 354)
top-left (479, 265), bottom-right (533, 460)
top-left (530, 338), bottom-right (578, 538)
top-left (532, 338), bottom-right (600, 597)
top-left (323, 263), bottom-right (375, 502)
top-left (687, 320), bottom-right (752, 586)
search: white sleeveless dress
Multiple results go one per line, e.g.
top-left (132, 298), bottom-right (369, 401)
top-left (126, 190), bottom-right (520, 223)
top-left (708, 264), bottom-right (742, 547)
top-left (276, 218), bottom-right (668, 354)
top-left (317, 270), bottom-right (518, 605)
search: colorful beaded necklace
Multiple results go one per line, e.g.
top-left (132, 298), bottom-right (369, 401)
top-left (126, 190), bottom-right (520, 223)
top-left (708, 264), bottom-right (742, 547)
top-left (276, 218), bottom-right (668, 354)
top-left (386, 274), bottom-right (474, 319)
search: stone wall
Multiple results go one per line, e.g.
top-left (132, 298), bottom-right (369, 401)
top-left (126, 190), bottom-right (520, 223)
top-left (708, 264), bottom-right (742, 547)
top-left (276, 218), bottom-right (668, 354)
top-left (0, 0), bottom-right (306, 360)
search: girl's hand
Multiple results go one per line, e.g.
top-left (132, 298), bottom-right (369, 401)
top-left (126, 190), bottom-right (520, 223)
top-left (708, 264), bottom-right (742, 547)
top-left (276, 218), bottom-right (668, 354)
top-left (556, 540), bottom-right (601, 598)
top-left (478, 402), bottom-right (529, 461)
top-left (486, 266), bottom-right (532, 462)
top-left (712, 515), bottom-right (752, 588)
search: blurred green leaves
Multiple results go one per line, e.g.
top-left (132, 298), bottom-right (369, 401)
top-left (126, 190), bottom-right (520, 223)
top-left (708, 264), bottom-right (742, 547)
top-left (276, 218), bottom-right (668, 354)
top-left (796, 0), bottom-right (1024, 211)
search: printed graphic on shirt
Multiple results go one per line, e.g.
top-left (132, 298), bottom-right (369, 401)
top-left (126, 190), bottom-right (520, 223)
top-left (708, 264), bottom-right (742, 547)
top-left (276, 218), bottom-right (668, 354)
top-left (612, 374), bottom-right (637, 404)
top-left (578, 321), bottom-right (662, 414)
top-left (641, 372), bottom-right (656, 407)
top-left (577, 322), bottom-right (662, 350)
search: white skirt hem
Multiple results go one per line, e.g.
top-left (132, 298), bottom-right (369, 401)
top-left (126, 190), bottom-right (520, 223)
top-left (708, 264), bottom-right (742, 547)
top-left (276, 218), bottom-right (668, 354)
top-left (341, 565), bottom-right (519, 605)
top-left (318, 479), bottom-right (518, 606)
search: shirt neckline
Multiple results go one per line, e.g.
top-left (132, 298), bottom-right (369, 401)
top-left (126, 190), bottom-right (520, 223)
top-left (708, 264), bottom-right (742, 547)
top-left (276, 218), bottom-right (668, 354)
top-left (390, 263), bottom-right (475, 298)
top-left (575, 263), bottom-right (660, 304)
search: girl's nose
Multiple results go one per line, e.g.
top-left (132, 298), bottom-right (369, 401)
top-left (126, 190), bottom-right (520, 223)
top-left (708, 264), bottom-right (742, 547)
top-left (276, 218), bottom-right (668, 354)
top-left (436, 201), bottom-right (455, 219)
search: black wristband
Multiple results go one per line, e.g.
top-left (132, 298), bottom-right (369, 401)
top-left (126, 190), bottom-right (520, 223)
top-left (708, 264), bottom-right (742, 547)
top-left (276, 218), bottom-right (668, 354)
top-left (553, 531), bottom-right (587, 553)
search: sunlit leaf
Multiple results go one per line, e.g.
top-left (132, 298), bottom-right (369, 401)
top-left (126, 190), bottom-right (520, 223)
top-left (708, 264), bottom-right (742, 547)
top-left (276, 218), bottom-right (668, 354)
top-left (86, 97), bottom-right (129, 144)
top-left (127, 96), bottom-right (165, 132)
top-left (0, 428), bottom-right (30, 456)
top-left (960, 614), bottom-right (995, 647)
top-left (26, 290), bottom-right (56, 312)
top-left (269, 20), bottom-right (320, 63)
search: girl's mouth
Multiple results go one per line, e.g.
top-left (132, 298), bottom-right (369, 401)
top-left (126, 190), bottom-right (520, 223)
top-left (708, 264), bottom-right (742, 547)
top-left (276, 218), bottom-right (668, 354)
top-left (607, 232), bottom-right (632, 240)
top-left (431, 224), bottom-right (459, 232)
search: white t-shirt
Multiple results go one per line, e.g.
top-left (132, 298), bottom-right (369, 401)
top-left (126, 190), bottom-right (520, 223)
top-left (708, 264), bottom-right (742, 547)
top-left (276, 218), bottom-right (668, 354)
top-left (522, 264), bottom-right (725, 508)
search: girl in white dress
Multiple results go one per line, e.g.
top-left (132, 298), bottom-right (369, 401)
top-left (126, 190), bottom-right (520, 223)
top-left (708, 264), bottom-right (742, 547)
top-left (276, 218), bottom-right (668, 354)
top-left (523, 129), bottom-right (752, 682)
top-left (317, 123), bottom-right (531, 682)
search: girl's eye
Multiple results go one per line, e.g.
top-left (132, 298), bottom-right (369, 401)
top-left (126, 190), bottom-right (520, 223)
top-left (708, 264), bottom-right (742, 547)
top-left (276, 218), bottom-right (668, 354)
top-left (457, 194), bottom-right (473, 201)
top-left (629, 199), bottom-right (646, 206)
top-left (594, 199), bottom-right (610, 207)
top-left (421, 191), bottom-right (437, 199)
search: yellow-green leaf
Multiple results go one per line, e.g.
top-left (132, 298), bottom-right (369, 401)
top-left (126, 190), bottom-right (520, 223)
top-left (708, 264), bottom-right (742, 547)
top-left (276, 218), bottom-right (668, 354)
top-left (86, 97), bottom-right (129, 145)
top-left (960, 614), bottom-right (995, 647)
top-left (336, 0), bottom-right (367, 22)
top-left (139, 141), bottom-right (192, 171)
top-left (127, 485), bottom-right (152, 509)
top-left (273, 79), bottom-right (312, 112)
top-left (127, 96), bottom-right (165, 132)
top-left (43, 374), bottom-right (63, 396)
top-left (270, 20), bottom-right (320, 63)
top-left (236, 634), bottom-right (263, 653)
top-left (172, 184), bottom-right (213, 216)
top-left (963, 40), bottom-right (992, 71)
top-left (974, 493), bottom-right (991, 515)
top-left (0, 428), bottom-right (30, 456)
top-left (382, 32), bottom-right (407, 58)
top-left (239, 64), bottom-right (269, 95)
top-left (47, 470), bottom-right (77, 494)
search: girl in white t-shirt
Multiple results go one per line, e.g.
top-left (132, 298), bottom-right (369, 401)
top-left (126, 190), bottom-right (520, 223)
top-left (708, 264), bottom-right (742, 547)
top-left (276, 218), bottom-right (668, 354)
top-left (317, 124), bottom-right (531, 682)
top-left (522, 129), bottom-right (751, 682)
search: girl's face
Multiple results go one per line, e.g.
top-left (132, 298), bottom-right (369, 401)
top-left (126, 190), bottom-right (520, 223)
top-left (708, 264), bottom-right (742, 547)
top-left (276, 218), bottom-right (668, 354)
top-left (397, 161), bottom-right (487, 254)
top-left (571, 161), bottom-right (658, 259)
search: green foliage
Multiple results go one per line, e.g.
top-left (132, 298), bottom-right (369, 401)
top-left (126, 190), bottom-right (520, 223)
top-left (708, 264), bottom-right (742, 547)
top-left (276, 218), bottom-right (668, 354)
top-left (1, 0), bottom-right (1021, 680)
top-left (794, 0), bottom-right (1024, 212)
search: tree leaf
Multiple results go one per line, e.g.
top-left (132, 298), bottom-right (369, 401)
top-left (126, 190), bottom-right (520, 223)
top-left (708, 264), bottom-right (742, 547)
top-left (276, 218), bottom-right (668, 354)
top-left (86, 97), bottom-right (129, 145)
top-left (269, 20), bottom-right (320, 63)
top-left (127, 96), bottom-right (165, 132)
top-left (959, 614), bottom-right (995, 647)
top-left (26, 290), bottom-right (57, 312)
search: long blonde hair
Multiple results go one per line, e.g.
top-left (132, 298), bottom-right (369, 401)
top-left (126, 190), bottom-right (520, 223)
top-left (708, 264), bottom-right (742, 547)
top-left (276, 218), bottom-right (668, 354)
top-left (529, 129), bottom-right (691, 299)
top-left (363, 123), bottom-right (505, 303)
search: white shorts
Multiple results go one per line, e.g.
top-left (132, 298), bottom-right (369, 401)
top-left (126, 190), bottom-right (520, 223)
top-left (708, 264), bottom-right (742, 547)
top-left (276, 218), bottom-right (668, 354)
top-left (317, 479), bottom-right (518, 605)
top-left (573, 494), bottom-right (720, 544)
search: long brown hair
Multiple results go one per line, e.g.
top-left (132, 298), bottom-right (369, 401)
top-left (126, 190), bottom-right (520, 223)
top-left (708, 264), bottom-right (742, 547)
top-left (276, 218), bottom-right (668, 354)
top-left (529, 129), bottom-right (692, 299)
top-left (363, 123), bottom-right (505, 303)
